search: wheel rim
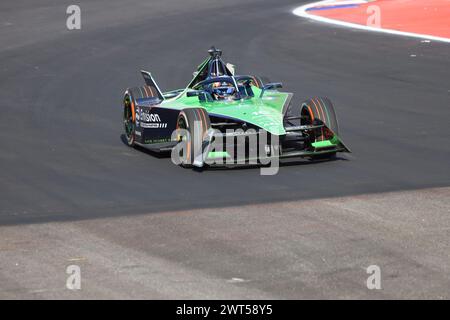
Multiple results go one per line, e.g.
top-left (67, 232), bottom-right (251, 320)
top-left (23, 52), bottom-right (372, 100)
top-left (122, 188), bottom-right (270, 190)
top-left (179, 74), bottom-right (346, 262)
top-left (301, 105), bottom-right (314, 126)
top-left (177, 116), bottom-right (187, 141)
top-left (176, 115), bottom-right (189, 162)
top-left (123, 96), bottom-right (134, 141)
top-left (301, 104), bottom-right (318, 147)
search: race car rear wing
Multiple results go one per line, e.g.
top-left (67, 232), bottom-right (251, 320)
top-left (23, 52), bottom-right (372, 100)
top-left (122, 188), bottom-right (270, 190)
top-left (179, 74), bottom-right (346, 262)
top-left (140, 70), bottom-right (165, 101)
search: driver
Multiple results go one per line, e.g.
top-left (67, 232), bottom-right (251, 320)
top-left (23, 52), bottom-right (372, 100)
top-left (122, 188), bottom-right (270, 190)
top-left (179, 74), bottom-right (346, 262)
top-left (211, 81), bottom-right (236, 101)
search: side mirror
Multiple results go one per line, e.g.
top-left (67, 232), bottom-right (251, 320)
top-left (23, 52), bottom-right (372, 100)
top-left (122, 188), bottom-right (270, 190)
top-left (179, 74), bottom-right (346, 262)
top-left (186, 90), bottom-right (212, 102)
top-left (187, 90), bottom-right (201, 97)
top-left (260, 82), bottom-right (283, 98)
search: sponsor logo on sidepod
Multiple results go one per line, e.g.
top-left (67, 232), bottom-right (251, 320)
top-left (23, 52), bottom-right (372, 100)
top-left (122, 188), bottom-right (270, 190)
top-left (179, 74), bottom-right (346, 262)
top-left (136, 108), bottom-right (167, 128)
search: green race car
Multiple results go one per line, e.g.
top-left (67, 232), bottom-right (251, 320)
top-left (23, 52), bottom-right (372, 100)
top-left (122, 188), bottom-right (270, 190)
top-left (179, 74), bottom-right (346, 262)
top-left (123, 47), bottom-right (350, 167)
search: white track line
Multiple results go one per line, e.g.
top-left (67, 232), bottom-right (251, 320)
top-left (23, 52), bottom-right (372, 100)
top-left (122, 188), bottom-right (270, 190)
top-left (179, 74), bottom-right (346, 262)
top-left (293, 0), bottom-right (450, 43)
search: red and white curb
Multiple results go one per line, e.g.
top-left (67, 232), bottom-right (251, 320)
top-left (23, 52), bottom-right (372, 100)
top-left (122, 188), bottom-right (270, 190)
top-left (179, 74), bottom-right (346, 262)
top-left (292, 0), bottom-right (450, 43)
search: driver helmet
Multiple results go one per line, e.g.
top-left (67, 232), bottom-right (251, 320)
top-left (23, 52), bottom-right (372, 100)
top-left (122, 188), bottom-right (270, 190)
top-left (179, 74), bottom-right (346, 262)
top-left (211, 81), bottom-right (235, 100)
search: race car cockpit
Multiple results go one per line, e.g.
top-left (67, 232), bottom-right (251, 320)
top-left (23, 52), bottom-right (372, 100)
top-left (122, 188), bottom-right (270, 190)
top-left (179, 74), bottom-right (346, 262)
top-left (192, 76), bottom-right (240, 101)
top-left (191, 74), bottom-right (263, 101)
top-left (187, 47), bottom-right (262, 102)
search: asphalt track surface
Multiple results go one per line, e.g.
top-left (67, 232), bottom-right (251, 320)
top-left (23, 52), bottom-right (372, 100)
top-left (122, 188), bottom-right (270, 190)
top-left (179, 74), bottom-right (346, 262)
top-left (0, 0), bottom-right (449, 299)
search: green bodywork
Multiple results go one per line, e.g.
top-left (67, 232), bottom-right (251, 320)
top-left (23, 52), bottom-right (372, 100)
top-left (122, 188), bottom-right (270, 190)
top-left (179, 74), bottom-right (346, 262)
top-left (207, 151), bottom-right (231, 159)
top-left (312, 140), bottom-right (336, 149)
top-left (160, 86), bottom-right (289, 136)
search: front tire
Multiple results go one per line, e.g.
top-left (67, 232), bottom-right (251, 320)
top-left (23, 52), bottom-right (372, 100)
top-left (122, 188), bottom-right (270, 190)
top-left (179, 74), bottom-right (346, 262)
top-left (300, 97), bottom-right (339, 160)
top-left (175, 108), bottom-right (210, 167)
top-left (301, 97), bottom-right (339, 134)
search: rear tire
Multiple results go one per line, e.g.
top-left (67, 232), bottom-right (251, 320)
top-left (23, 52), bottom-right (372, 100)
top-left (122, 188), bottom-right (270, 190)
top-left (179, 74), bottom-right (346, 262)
top-left (175, 108), bottom-right (210, 167)
top-left (123, 93), bottom-right (135, 147)
top-left (249, 76), bottom-right (264, 88)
